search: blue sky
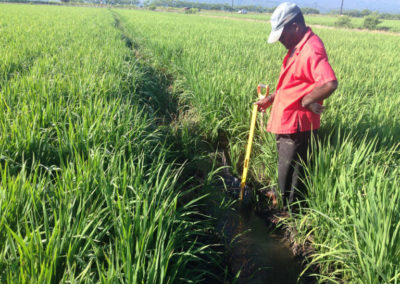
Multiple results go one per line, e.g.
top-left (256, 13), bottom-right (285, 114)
top-left (197, 0), bottom-right (400, 13)
top-left (297, 0), bottom-right (400, 13)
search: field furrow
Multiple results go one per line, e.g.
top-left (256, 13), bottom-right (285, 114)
top-left (0, 5), bottom-right (219, 283)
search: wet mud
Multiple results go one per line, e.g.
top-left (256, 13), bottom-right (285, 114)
top-left (203, 172), bottom-right (316, 284)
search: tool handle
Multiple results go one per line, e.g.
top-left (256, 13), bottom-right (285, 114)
top-left (239, 84), bottom-right (270, 201)
top-left (257, 84), bottom-right (269, 97)
top-left (239, 103), bottom-right (259, 200)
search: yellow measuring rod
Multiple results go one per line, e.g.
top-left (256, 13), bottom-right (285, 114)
top-left (239, 84), bottom-right (269, 201)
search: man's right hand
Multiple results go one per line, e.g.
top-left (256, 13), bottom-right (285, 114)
top-left (254, 95), bottom-right (273, 112)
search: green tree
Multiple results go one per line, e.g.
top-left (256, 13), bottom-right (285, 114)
top-left (363, 14), bottom-right (381, 30)
top-left (335, 15), bottom-right (352, 28)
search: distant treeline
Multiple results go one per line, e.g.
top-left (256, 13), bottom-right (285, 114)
top-left (150, 0), bottom-right (267, 12)
top-left (0, 0), bottom-right (141, 3)
top-left (149, 0), bottom-right (320, 14)
top-left (330, 9), bottom-right (400, 20)
top-left (2, 0), bottom-right (400, 19)
top-left (0, 0), bottom-right (65, 3)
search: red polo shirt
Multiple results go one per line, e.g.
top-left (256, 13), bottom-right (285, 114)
top-left (267, 28), bottom-right (336, 134)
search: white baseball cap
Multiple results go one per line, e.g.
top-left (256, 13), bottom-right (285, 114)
top-left (268, 2), bottom-right (301, 44)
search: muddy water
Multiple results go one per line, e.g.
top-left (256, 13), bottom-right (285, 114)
top-left (204, 184), bottom-right (302, 284)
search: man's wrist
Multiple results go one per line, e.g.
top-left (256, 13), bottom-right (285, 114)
top-left (301, 97), bottom-right (311, 108)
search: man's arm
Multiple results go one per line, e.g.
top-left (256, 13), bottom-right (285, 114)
top-left (301, 80), bottom-right (338, 115)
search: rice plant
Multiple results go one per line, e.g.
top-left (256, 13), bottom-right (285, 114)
top-left (2, 4), bottom-right (400, 282)
top-left (113, 9), bottom-right (400, 283)
top-left (0, 4), bottom-right (220, 282)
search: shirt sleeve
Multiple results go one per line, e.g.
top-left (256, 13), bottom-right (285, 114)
top-left (309, 47), bottom-right (337, 87)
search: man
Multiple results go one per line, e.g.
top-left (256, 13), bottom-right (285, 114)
top-left (255, 2), bottom-right (338, 208)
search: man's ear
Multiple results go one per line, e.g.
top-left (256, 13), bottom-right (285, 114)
top-left (293, 22), bottom-right (300, 33)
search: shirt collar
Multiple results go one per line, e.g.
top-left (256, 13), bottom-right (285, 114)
top-left (289, 27), bottom-right (313, 56)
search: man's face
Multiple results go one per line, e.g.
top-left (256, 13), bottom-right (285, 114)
top-left (279, 23), bottom-right (297, 50)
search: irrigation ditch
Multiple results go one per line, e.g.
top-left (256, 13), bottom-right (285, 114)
top-left (111, 11), bottom-right (318, 283)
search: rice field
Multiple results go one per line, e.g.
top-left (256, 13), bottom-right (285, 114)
top-left (0, 5), bottom-right (221, 283)
top-left (200, 11), bottom-right (400, 32)
top-left (1, 3), bottom-right (400, 283)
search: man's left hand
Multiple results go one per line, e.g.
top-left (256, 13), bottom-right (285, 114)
top-left (301, 80), bottom-right (338, 114)
top-left (305, 102), bottom-right (325, 115)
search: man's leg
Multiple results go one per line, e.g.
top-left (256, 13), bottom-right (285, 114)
top-left (290, 130), bottom-right (318, 202)
top-left (277, 130), bottom-right (317, 207)
top-left (276, 134), bottom-right (297, 205)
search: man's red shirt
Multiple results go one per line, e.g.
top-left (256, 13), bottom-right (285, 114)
top-left (267, 28), bottom-right (337, 134)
